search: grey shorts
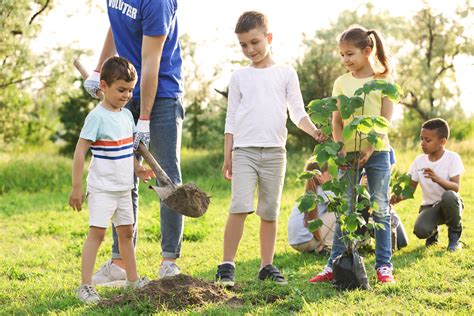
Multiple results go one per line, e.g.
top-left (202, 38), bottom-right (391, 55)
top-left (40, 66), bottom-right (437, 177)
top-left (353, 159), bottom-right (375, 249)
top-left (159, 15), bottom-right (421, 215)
top-left (229, 147), bottom-right (286, 221)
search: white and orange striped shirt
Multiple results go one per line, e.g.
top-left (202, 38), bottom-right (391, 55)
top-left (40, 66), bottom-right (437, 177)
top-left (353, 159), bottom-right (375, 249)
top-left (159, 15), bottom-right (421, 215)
top-left (80, 104), bottom-right (135, 191)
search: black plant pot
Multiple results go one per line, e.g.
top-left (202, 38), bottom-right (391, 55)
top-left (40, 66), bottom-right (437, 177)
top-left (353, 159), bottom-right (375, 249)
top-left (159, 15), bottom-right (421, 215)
top-left (332, 249), bottom-right (370, 290)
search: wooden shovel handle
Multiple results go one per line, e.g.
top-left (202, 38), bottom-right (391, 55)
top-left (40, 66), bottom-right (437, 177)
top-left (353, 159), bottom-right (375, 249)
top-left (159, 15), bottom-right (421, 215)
top-left (73, 59), bottom-right (104, 100)
top-left (137, 142), bottom-right (176, 189)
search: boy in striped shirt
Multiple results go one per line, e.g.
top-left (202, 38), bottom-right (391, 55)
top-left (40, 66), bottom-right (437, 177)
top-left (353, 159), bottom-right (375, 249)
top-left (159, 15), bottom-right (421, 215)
top-left (69, 57), bottom-right (154, 303)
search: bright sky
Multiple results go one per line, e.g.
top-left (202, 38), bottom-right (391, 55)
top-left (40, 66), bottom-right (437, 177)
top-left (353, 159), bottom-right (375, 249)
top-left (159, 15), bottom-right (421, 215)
top-left (32, 0), bottom-right (473, 116)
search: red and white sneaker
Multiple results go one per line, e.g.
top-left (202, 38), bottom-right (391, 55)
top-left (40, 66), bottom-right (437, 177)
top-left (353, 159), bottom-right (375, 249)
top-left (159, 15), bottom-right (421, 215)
top-left (377, 265), bottom-right (395, 283)
top-left (309, 266), bottom-right (333, 283)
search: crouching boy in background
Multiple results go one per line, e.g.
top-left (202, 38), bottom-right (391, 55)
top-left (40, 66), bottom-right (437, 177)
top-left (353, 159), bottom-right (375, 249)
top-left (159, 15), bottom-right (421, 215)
top-left (391, 118), bottom-right (464, 251)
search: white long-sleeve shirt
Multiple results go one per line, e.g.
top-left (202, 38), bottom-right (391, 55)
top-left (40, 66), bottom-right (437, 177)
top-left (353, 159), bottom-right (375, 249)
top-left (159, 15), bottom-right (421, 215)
top-left (224, 64), bottom-right (309, 148)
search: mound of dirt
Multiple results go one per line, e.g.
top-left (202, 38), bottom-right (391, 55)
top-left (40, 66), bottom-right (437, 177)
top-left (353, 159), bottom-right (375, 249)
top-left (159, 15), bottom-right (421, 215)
top-left (163, 183), bottom-right (210, 218)
top-left (99, 274), bottom-right (240, 310)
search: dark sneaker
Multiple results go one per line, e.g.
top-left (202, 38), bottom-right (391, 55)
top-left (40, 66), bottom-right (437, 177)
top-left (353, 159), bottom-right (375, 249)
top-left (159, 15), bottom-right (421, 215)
top-left (215, 263), bottom-right (235, 287)
top-left (258, 264), bottom-right (288, 285)
top-left (425, 230), bottom-right (439, 247)
top-left (447, 228), bottom-right (462, 252)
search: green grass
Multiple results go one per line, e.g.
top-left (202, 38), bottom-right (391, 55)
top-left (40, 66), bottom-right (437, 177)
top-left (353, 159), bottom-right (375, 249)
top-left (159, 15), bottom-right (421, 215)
top-left (0, 145), bottom-right (473, 314)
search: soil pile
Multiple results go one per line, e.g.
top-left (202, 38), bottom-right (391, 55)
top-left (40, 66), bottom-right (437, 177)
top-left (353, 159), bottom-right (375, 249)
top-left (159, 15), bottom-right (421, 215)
top-left (99, 274), bottom-right (237, 310)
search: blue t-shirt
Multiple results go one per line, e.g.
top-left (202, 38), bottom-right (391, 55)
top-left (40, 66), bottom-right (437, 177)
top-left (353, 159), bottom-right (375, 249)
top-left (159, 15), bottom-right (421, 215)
top-left (107, 0), bottom-right (183, 99)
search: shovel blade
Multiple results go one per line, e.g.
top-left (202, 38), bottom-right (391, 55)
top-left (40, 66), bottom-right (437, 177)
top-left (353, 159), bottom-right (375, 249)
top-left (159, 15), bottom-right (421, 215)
top-left (149, 185), bottom-right (175, 200)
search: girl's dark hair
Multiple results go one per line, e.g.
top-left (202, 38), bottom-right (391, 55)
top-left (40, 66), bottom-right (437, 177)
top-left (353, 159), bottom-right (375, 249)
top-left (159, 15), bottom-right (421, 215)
top-left (100, 56), bottom-right (137, 86)
top-left (339, 26), bottom-right (391, 77)
top-left (235, 11), bottom-right (268, 34)
top-left (304, 158), bottom-right (328, 193)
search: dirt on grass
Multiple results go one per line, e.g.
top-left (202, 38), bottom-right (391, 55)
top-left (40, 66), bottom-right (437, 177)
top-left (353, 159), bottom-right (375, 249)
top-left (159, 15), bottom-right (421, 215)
top-left (98, 274), bottom-right (242, 310)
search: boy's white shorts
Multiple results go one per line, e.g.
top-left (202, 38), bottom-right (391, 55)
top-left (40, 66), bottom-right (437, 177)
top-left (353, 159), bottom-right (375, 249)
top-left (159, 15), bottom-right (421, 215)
top-left (229, 147), bottom-right (286, 221)
top-left (87, 186), bottom-right (134, 228)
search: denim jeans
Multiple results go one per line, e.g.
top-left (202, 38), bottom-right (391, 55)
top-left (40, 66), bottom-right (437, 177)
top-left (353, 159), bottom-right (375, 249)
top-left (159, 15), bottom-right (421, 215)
top-left (327, 151), bottom-right (392, 269)
top-left (111, 97), bottom-right (185, 259)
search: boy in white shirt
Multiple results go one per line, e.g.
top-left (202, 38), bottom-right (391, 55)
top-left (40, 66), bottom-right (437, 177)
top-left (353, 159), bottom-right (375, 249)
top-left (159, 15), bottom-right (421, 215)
top-left (69, 57), bottom-right (154, 303)
top-left (215, 11), bottom-right (325, 287)
top-left (391, 118), bottom-right (464, 251)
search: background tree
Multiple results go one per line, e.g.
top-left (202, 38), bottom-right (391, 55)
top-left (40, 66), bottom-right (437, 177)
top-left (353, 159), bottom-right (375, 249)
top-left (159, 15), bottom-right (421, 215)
top-left (0, 0), bottom-right (83, 149)
top-left (396, 3), bottom-right (474, 144)
top-left (181, 34), bottom-right (226, 149)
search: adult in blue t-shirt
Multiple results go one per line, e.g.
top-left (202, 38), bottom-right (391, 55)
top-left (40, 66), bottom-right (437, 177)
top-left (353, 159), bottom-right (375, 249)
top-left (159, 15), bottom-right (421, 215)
top-left (83, 0), bottom-right (184, 283)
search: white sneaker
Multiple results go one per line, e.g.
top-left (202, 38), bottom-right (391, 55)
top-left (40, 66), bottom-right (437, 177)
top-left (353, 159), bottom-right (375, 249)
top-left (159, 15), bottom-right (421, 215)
top-left (76, 285), bottom-right (100, 304)
top-left (92, 260), bottom-right (126, 286)
top-left (158, 261), bottom-right (181, 278)
top-left (126, 276), bottom-right (150, 289)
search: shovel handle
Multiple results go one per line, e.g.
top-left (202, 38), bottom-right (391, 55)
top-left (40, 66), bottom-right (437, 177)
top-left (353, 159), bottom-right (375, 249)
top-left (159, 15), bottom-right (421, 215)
top-left (137, 142), bottom-right (176, 188)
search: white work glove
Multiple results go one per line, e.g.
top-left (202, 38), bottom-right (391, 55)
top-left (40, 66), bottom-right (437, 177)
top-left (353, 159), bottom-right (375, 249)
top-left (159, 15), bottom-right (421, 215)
top-left (83, 71), bottom-right (101, 99)
top-left (134, 119), bottom-right (151, 150)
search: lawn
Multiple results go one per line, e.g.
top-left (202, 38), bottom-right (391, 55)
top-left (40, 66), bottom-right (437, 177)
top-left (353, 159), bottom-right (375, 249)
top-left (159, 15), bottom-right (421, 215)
top-left (0, 144), bottom-right (472, 315)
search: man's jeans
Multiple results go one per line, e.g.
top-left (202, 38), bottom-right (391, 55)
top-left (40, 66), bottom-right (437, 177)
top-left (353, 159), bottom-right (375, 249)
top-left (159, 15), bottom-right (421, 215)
top-left (327, 151), bottom-right (392, 269)
top-left (111, 97), bottom-right (185, 260)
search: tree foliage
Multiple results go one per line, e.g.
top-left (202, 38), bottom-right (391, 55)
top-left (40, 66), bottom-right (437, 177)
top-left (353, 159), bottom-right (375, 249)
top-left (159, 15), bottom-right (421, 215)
top-left (0, 0), bottom-right (85, 149)
top-left (180, 34), bottom-right (226, 149)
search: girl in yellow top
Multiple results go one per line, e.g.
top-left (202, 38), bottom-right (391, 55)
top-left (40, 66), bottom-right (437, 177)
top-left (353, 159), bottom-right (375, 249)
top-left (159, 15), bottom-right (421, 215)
top-left (310, 25), bottom-right (396, 284)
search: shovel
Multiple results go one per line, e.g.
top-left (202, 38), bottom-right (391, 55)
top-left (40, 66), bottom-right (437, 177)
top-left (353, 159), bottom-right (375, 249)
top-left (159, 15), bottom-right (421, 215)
top-left (136, 143), bottom-right (210, 218)
top-left (74, 59), bottom-right (210, 218)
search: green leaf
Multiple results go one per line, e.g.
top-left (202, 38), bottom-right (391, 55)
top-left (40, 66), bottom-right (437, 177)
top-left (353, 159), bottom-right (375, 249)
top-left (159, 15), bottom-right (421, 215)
top-left (297, 170), bottom-right (321, 181)
top-left (342, 125), bottom-right (355, 140)
top-left (308, 219), bottom-right (324, 232)
top-left (307, 99), bottom-right (324, 111)
top-left (374, 223), bottom-right (385, 231)
top-left (369, 201), bottom-right (379, 214)
top-left (356, 121), bottom-right (372, 134)
top-left (373, 116), bottom-right (390, 134)
top-left (346, 213), bottom-right (359, 232)
top-left (382, 83), bottom-right (400, 101)
top-left (338, 95), bottom-right (354, 119)
top-left (328, 157), bottom-right (339, 178)
top-left (297, 193), bottom-right (316, 213)
top-left (374, 80), bottom-right (388, 90)
top-left (354, 87), bottom-right (364, 96)
top-left (367, 132), bottom-right (384, 150)
top-left (322, 125), bottom-right (333, 136)
top-left (316, 150), bottom-right (330, 164)
top-left (350, 96), bottom-right (364, 108)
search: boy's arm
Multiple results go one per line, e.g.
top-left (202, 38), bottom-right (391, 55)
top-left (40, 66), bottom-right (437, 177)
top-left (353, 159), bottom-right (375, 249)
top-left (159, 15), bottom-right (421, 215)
top-left (133, 157), bottom-right (155, 183)
top-left (298, 117), bottom-right (326, 143)
top-left (69, 138), bottom-right (91, 211)
top-left (222, 133), bottom-right (234, 180)
top-left (423, 169), bottom-right (460, 192)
